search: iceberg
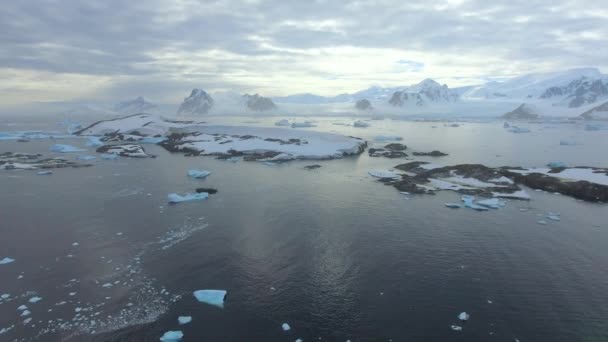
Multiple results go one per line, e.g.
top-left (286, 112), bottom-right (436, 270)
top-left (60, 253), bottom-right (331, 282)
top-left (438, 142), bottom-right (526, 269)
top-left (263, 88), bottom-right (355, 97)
top-left (193, 289), bottom-right (227, 307)
top-left (0, 257), bottom-right (15, 265)
top-left (77, 155), bottom-right (97, 161)
top-left (50, 144), bottom-right (85, 153)
top-left (547, 161), bottom-right (566, 168)
top-left (451, 325), bottom-right (463, 331)
top-left (353, 120), bottom-right (370, 127)
top-left (187, 169), bottom-right (211, 179)
top-left (20, 310), bottom-right (31, 317)
top-left (100, 153), bottom-right (119, 160)
top-left (168, 192), bottom-right (209, 204)
top-left (275, 119), bottom-right (290, 126)
top-left (508, 126), bottom-right (530, 133)
top-left (546, 212), bottom-right (561, 221)
top-left (159, 330), bottom-right (183, 342)
top-left (559, 140), bottom-right (578, 146)
top-left (28, 296), bottom-right (42, 303)
top-left (36, 171), bottom-right (53, 175)
top-left (458, 312), bottom-right (470, 321)
top-left (178, 316), bottom-right (192, 325)
top-left (281, 323), bottom-right (291, 331)
top-left (476, 198), bottom-right (506, 209)
top-left (444, 203), bottom-right (461, 209)
top-left (461, 195), bottom-right (489, 211)
top-left (0, 294), bottom-right (9, 299)
top-left (86, 136), bottom-right (103, 147)
top-left (18, 305), bottom-right (27, 311)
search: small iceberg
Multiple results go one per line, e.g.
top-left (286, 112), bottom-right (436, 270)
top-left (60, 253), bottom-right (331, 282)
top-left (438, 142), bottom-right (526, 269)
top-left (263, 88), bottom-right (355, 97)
top-left (193, 289), bottom-right (227, 307)
top-left (476, 198), bottom-right (506, 209)
top-left (353, 120), bottom-right (370, 128)
top-left (86, 136), bottom-right (103, 147)
top-left (547, 161), bottom-right (566, 168)
top-left (50, 144), bottom-right (85, 153)
top-left (546, 212), bottom-right (561, 221)
top-left (559, 139), bottom-right (578, 146)
top-left (458, 312), bottom-right (470, 321)
top-left (282, 323), bottom-right (291, 331)
top-left (291, 122), bottom-right (316, 128)
top-left (508, 126), bottom-right (530, 133)
top-left (444, 203), bottom-right (461, 209)
top-left (451, 325), bottom-right (463, 331)
top-left (461, 195), bottom-right (489, 211)
top-left (17, 305), bottom-right (27, 311)
top-left (159, 330), bottom-right (183, 342)
top-left (20, 310), bottom-right (31, 317)
top-left (187, 169), bottom-right (211, 179)
top-left (168, 192), bottom-right (209, 204)
top-left (0, 257), bottom-right (15, 265)
top-left (100, 153), bottom-right (119, 160)
top-left (36, 171), bottom-right (53, 175)
top-left (77, 155), bottom-right (97, 161)
top-left (178, 316), bottom-right (192, 325)
top-left (28, 296), bottom-right (42, 303)
top-left (275, 119), bottom-right (290, 126)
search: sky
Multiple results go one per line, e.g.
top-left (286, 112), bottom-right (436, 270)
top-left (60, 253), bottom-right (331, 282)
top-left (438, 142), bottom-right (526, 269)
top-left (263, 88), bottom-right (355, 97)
top-left (1, 0), bottom-right (607, 105)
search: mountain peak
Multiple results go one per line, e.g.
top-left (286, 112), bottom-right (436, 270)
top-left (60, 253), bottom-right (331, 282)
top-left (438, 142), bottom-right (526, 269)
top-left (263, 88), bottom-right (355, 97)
top-left (177, 88), bottom-right (214, 115)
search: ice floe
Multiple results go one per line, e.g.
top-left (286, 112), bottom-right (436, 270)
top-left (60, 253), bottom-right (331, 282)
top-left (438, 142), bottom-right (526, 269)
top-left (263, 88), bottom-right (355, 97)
top-left (193, 289), bottom-right (227, 308)
top-left (282, 323), bottom-right (291, 331)
top-left (167, 193), bottom-right (209, 204)
top-left (458, 312), bottom-right (470, 321)
top-left (50, 144), bottom-right (85, 153)
top-left (96, 144), bottom-right (152, 158)
top-left (86, 136), bottom-right (103, 147)
top-left (0, 257), bottom-right (15, 265)
top-left (29, 296), bottom-right (42, 303)
top-left (187, 169), bottom-right (211, 179)
top-left (160, 330), bottom-right (183, 341)
top-left (178, 316), bottom-right (192, 325)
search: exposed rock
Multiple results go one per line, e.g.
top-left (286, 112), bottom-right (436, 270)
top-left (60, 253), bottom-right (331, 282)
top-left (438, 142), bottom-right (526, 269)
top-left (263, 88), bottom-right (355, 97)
top-left (369, 148), bottom-right (408, 158)
top-left (384, 143), bottom-right (407, 151)
top-left (195, 188), bottom-right (218, 194)
top-left (540, 77), bottom-right (608, 108)
top-left (412, 150), bottom-right (448, 157)
top-left (355, 99), bottom-right (373, 111)
top-left (0, 152), bottom-right (92, 170)
top-left (96, 144), bottom-right (154, 158)
top-left (388, 79), bottom-right (458, 107)
top-left (500, 103), bottom-right (539, 120)
top-left (304, 164), bottom-right (322, 170)
top-left (244, 94), bottom-right (277, 111)
top-left (503, 170), bottom-right (608, 202)
top-left (177, 89), bottom-right (214, 115)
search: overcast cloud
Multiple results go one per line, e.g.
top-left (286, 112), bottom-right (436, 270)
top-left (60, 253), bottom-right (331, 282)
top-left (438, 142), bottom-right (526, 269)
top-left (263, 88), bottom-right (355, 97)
top-left (1, 0), bottom-right (607, 104)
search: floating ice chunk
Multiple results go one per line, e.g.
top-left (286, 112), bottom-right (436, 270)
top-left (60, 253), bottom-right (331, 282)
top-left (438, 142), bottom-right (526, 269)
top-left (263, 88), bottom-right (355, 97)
top-left (21, 310), bottom-right (31, 317)
top-left (28, 296), bottom-right (42, 303)
top-left (546, 212), bottom-right (561, 221)
top-left (36, 170), bottom-right (53, 175)
top-left (368, 170), bottom-right (400, 179)
top-left (77, 155), bottom-right (97, 161)
top-left (275, 119), bottom-right (290, 126)
top-left (187, 169), bottom-right (211, 179)
top-left (559, 140), bottom-right (578, 146)
top-left (160, 330), bottom-right (183, 341)
top-left (0, 257), bottom-right (15, 265)
top-left (102, 283), bottom-right (112, 288)
top-left (178, 316), bottom-right (192, 325)
top-left (508, 126), bottom-right (530, 133)
top-left (295, 339), bottom-right (303, 342)
top-left (451, 325), bottom-right (463, 331)
top-left (282, 323), bottom-right (291, 331)
top-left (140, 136), bottom-right (166, 144)
top-left (193, 289), bottom-right (227, 308)
top-left (23, 317), bottom-right (32, 324)
top-left (100, 153), bottom-right (119, 160)
top-left (374, 135), bottom-right (403, 142)
top-left (547, 161), bottom-right (566, 168)
top-left (86, 136), bottom-right (103, 147)
top-left (476, 198), bottom-right (506, 209)
top-left (444, 203), bottom-right (462, 208)
top-left (72, 242), bottom-right (79, 246)
top-left (461, 195), bottom-right (489, 211)
top-left (17, 305), bottom-right (27, 311)
top-left (50, 144), bottom-right (85, 153)
top-left (458, 312), bottom-right (470, 321)
top-left (0, 294), bottom-right (9, 299)
top-left (353, 120), bottom-right (370, 128)
top-left (168, 192), bottom-right (209, 204)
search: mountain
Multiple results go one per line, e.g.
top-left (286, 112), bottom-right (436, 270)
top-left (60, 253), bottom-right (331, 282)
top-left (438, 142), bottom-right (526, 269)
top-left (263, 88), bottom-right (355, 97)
top-left (243, 94), bottom-right (277, 111)
top-left (462, 68), bottom-right (608, 108)
top-left (579, 101), bottom-right (608, 120)
top-left (388, 79), bottom-right (459, 107)
top-left (500, 103), bottom-right (540, 120)
top-left (114, 96), bottom-right (158, 115)
top-left (355, 99), bottom-right (373, 111)
top-left (177, 89), bottom-right (214, 115)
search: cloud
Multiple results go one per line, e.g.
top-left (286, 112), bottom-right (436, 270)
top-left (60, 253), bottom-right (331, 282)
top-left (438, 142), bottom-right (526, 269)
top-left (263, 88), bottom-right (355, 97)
top-left (1, 0), bottom-right (607, 104)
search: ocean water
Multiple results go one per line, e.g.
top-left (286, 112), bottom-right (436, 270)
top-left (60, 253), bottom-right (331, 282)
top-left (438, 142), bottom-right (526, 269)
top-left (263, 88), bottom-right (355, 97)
top-left (0, 116), bottom-right (607, 341)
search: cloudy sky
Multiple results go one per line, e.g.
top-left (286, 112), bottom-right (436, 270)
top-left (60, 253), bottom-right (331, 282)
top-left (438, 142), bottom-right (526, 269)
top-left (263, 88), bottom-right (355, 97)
top-left (1, 0), bottom-right (607, 105)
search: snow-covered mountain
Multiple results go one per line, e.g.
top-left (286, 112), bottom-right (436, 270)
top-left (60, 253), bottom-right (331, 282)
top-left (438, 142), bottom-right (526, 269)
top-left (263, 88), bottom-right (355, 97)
top-left (243, 94), bottom-right (277, 111)
top-left (579, 101), bottom-right (608, 120)
top-left (462, 68), bottom-right (608, 108)
top-left (500, 103), bottom-right (540, 120)
top-left (388, 79), bottom-right (459, 107)
top-left (177, 89), bottom-right (214, 115)
top-left (114, 96), bottom-right (158, 115)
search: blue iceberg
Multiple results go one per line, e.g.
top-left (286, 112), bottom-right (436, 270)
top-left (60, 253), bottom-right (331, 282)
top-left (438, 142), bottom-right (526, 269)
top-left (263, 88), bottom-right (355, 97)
top-left (461, 195), bottom-right (489, 211)
top-left (37, 171), bottom-right (53, 175)
top-left (0, 257), bottom-right (15, 265)
top-left (86, 136), bottom-right (103, 147)
top-left (193, 289), bottom-right (226, 307)
top-left (178, 316), bottom-right (192, 325)
top-left (476, 198), bottom-right (506, 209)
top-left (159, 330), bottom-right (183, 341)
top-left (547, 161), bottom-right (566, 168)
top-left (187, 169), bottom-right (211, 179)
top-left (168, 193), bottom-right (209, 203)
top-left (50, 144), bottom-right (85, 153)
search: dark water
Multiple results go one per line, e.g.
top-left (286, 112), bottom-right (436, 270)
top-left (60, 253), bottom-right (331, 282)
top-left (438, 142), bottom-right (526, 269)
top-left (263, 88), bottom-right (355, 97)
top-left (1, 117), bottom-right (608, 342)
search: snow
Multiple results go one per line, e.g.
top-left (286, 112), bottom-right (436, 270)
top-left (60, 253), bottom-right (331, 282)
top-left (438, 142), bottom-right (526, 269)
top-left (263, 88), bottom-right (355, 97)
top-left (508, 167), bottom-right (608, 186)
top-left (0, 257), bottom-right (15, 265)
top-left (373, 135), bottom-right (403, 142)
top-left (50, 144), bottom-right (85, 153)
top-left (275, 119), bottom-right (290, 126)
top-left (368, 170), bottom-right (400, 179)
top-left (187, 169), bottom-right (211, 179)
top-left (419, 163), bottom-right (443, 170)
top-left (168, 192), bottom-right (209, 203)
top-left (78, 114), bottom-right (193, 136)
top-left (451, 325), bottom-right (463, 331)
top-left (458, 312), bottom-right (470, 321)
top-left (178, 316), bottom-right (192, 325)
top-left (193, 289), bottom-right (227, 307)
top-left (353, 120), bottom-right (370, 127)
top-left (160, 330), bottom-right (183, 341)
top-left (282, 323), bottom-right (291, 331)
